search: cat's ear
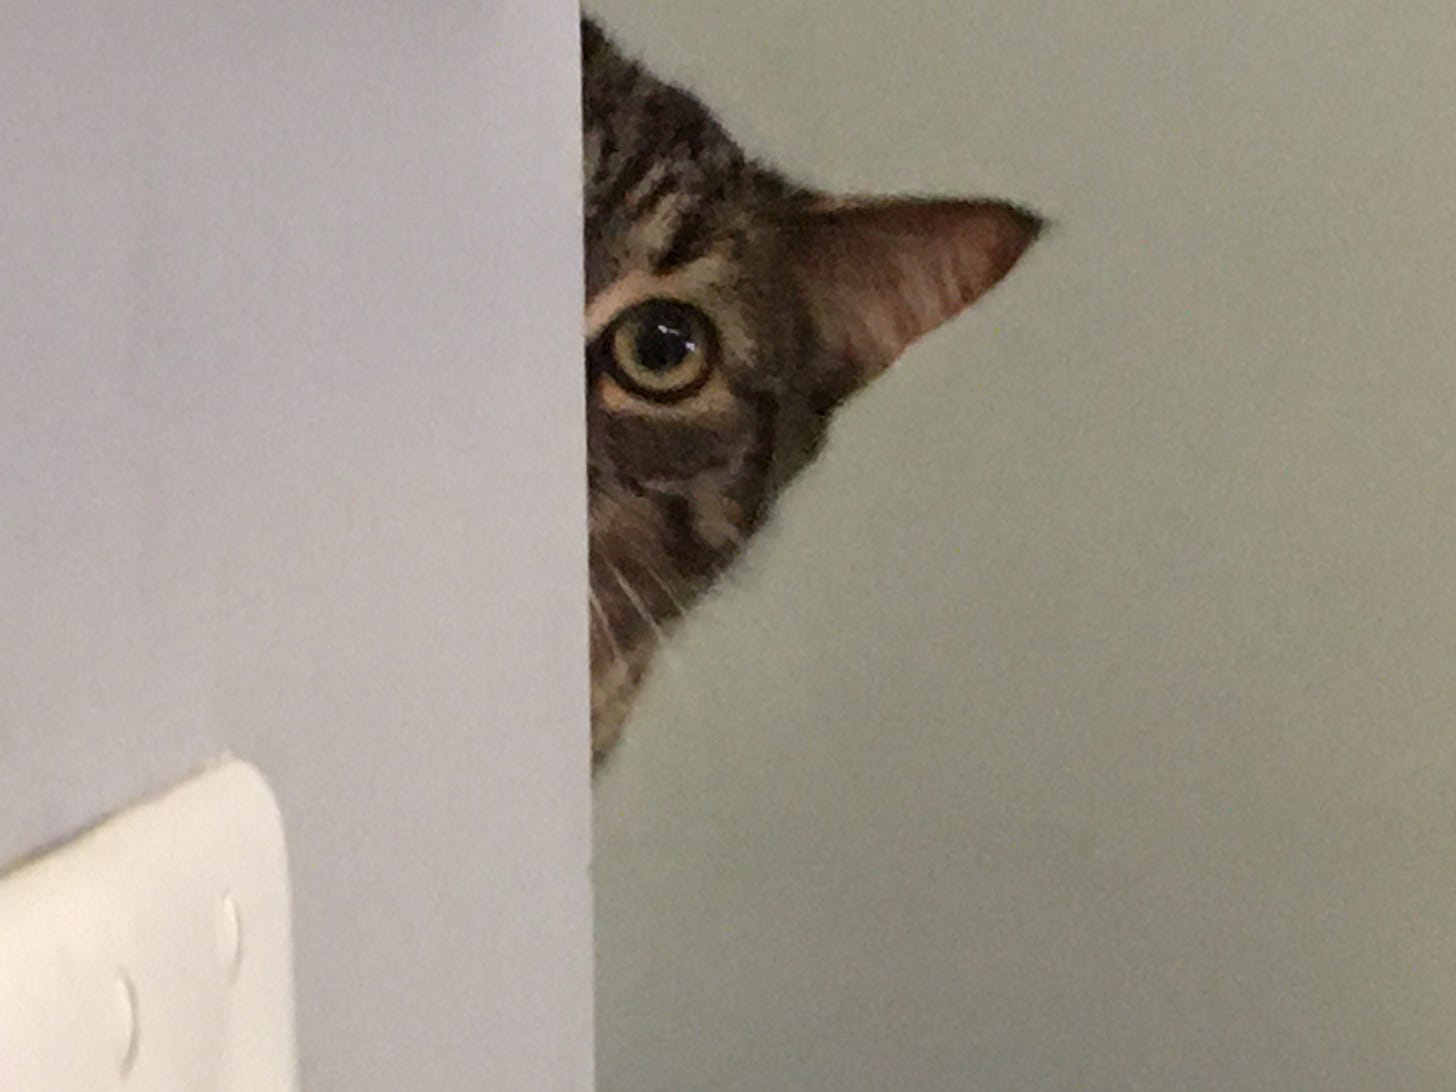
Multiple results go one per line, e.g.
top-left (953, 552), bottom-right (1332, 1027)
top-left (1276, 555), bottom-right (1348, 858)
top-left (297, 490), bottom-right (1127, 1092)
top-left (790, 197), bottom-right (1041, 406)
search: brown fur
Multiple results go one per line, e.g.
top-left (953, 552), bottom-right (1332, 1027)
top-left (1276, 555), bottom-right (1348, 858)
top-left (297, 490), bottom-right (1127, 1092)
top-left (584, 17), bottom-right (1042, 758)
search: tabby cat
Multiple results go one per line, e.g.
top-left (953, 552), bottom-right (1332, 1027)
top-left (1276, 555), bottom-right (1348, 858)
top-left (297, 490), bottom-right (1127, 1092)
top-left (585, 17), bottom-right (1041, 757)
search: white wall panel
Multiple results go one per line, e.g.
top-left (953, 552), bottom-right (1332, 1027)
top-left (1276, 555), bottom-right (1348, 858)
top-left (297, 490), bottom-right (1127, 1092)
top-left (1, 4), bottom-right (590, 1088)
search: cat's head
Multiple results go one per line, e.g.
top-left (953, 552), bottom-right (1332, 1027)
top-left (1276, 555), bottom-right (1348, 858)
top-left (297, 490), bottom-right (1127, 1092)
top-left (584, 18), bottom-right (1041, 756)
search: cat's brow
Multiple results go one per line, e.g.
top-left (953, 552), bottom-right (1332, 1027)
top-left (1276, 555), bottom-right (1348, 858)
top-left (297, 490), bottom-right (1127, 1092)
top-left (585, 270), bottom-right (664, 337)
top-left (652, 204), bottom-right (712, 274)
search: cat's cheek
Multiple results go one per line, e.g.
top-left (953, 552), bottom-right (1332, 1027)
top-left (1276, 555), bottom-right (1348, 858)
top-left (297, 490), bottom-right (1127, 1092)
top-left (603, 419), bottom-right (739, 485)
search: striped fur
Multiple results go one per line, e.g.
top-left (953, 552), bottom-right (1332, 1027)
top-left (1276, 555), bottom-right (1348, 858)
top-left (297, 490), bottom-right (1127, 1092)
top-left (584, 17), bottom-right (1042, 757)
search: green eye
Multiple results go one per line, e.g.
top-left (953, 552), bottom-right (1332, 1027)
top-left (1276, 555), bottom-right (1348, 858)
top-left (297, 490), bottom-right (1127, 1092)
top-left (607, 300), bottom-right (715, 402)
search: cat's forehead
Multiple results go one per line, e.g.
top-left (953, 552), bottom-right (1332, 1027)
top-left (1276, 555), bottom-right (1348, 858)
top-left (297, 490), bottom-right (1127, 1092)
top-left (582, 19), bottom-right (787, 311)
top-left (586, 168), bottom-right (728, 300)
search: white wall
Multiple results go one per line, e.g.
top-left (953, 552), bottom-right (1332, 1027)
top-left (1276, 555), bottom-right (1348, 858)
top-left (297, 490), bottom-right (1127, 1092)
top-left (1, 4), bottom-right (591, 1089)
top-left (592, 2), bottom-right (1456, 1089)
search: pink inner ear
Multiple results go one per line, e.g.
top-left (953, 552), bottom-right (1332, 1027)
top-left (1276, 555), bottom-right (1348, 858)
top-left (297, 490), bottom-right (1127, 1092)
top-left (793, 197), bottom-right (1042, 388)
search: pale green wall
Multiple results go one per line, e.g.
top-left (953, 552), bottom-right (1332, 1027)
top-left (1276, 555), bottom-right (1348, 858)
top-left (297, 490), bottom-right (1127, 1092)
top-left (592, 2), bottom-right (1456, 1088)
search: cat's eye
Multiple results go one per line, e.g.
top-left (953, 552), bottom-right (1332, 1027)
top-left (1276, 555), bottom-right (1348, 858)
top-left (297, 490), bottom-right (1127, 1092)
top-left (600, 300), bottom-right (716, 403)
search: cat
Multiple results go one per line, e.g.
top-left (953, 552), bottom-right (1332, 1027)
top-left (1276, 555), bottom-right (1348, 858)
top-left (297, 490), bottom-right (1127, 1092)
top-left (584, 16), bottom-right (1041, 758)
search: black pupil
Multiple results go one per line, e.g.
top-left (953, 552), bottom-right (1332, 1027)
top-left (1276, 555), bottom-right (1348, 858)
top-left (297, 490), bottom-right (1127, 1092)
top-left (635, 314), bottom-right (695, 374)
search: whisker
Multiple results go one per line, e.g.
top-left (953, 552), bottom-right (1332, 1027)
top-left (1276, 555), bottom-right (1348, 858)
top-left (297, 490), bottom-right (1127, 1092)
top-left (589, 586), bottom-right (625, 670)
top-left (637, 563), bottom-right (690, 619)
top-left (608, 560), bottom-right (709, 727)
top-left (606, 560), bottom-right (668, 651)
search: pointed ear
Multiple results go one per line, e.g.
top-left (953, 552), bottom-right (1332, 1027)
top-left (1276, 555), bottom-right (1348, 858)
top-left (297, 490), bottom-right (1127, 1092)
top-left (790, 196), bottom-right (1042, 404)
